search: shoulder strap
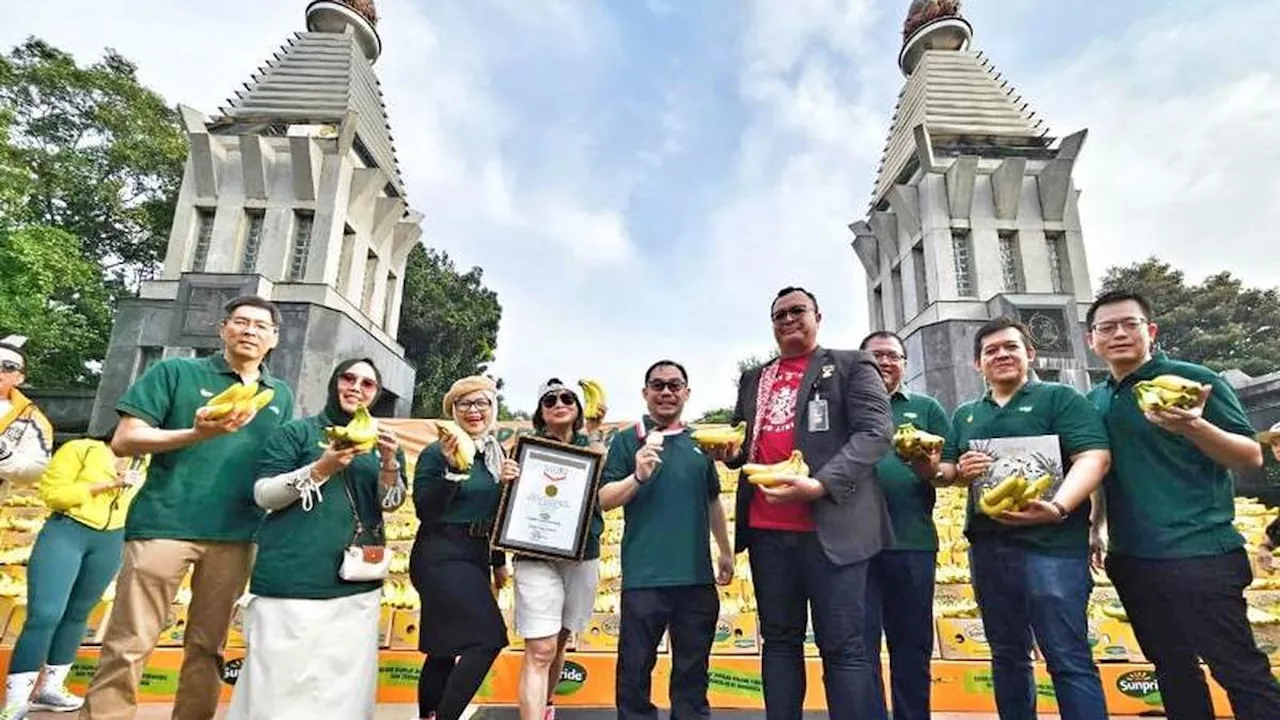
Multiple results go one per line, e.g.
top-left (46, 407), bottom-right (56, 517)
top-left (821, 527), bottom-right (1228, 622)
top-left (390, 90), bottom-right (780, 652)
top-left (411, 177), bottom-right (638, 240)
top-left (339, 472), bottom-right (384, 546)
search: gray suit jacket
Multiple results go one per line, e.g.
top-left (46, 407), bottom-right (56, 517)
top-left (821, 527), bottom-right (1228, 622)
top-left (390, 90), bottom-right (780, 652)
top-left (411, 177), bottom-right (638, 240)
top-left (731, 346), bottom-right (895, 565)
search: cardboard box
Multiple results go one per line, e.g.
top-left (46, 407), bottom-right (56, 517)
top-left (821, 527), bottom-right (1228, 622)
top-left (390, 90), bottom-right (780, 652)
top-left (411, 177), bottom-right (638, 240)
top-left (1090, 618), bottom-right (1145, 663)
top-left (933, 583), bottom-right (975, 605)
top-left (1, 604), bottom-right (25, 647)
top-left (712, 613), bottom-right (759, 655)
top-left (390, 609), bottom-right (420, 650)
top-left (936, 617), bottom-right (991, 660)
top-left (378, 606), bottom-right (395, 648)
top-left (576, 613), bottom-right (620, 652)
top-left (156, 605), bottom-right (187, 647)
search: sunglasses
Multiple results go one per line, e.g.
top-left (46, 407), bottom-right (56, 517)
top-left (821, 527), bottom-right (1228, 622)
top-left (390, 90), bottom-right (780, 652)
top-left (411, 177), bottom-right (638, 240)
top-left (541, 392), bottom-right (577, 409)
top-left (339, 372), bottom-right (378, 392)
top-left (646, 379), bottom-right (686, 393)
top-left (0, 360), bottom-right (23, 374)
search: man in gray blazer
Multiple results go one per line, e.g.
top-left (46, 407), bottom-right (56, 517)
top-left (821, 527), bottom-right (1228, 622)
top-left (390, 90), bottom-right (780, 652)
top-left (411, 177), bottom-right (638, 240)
top-left (714, 286), bottom-right (893, 720)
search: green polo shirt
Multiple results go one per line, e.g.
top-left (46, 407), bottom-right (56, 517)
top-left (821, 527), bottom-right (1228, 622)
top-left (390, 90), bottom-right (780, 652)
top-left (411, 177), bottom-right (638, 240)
top-left (250, 414), bottom-right (407, 600)
top-left (413, 442), bottom-right (503, 526)
top-left (602, 419), bottom-right (719, 590)
top-left (1089, 353), bottom-right (1252, 559)
top-left (116, 354), bottom-right (294, 542)
top-left (876, 389), bottom-right (951, 551)
top-left (944, 381), bottom-right (1109, 555)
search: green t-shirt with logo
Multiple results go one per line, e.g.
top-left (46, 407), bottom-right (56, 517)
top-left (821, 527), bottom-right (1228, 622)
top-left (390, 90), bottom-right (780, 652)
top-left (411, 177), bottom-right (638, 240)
top-left (116, 354), bottom-right (295, 542)
top-left (876, 390), bottom-right (951, 551)
top-left (602, 420), bottom-right (719, 590)
top-left (943, 381), bottom-right (1109, 556)
top-left (1089, 353), bottom-right (1252, 559)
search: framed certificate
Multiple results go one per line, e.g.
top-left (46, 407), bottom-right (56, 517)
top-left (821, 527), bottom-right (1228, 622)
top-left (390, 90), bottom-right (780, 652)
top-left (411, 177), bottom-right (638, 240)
top-left (491, 435), bottom-right (604, 561)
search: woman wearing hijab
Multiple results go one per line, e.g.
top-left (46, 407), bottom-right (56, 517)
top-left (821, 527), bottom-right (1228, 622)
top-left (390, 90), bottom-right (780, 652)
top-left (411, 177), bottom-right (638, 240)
top-left (411, 375), bottom-right (517, 720)
top-left (226, 358), bottom-right (406, 720)
top-left (515, 379), bottom-right (606, 720)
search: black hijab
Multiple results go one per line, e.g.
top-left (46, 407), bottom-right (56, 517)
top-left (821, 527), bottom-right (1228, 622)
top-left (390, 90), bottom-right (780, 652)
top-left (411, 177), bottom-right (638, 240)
top-left (322, 357), bottom-right (383, 425)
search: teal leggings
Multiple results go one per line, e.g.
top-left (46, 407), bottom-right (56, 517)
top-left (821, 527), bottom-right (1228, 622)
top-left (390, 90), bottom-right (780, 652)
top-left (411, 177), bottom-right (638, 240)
top-left (11, 514), bottom-right (124, 672)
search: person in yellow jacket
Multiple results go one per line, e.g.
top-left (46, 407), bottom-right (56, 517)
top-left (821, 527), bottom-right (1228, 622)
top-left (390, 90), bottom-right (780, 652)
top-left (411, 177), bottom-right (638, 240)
top-left (1, 425), bottom-right (147, 719)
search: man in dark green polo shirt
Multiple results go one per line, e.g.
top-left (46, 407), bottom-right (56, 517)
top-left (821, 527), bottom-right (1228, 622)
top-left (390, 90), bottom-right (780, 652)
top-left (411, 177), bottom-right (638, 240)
top-left (858, 331), bottom-right (950, 720)
top-left (600, 360), bottom-right (733, 720)
top-left (940, 317), bottom-right (1111, 720)
top-left (81, 296), bottom-right (295, 720)
top-left (1086, 290), bottom-right (1280, 720)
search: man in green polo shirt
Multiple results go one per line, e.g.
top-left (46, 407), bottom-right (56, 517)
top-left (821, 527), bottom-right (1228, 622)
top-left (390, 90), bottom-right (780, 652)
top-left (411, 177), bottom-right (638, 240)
top-left (858, 331), bottom-right (950, 720)
top-left (1086, 290), bottom-right (1280, 720)
top-left (940, 317), bottom-right (1111, 720)
top-left (81, 296), bottom-right (295, 720)
top-left (600, 360), bottom-right (733, 720)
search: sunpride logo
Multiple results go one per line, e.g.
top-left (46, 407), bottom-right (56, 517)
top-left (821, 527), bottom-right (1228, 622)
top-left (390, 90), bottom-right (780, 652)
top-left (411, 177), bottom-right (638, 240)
top-left (1117, 670), bottom-right (1160, 699)
top-left (554, 660), bottom-right (587, 696)
top-left (218, 656), bottom-right (243, 686)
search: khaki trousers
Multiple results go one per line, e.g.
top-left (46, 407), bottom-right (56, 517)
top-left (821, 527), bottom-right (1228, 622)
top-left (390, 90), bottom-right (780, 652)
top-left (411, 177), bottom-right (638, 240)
top-left (79, 539), bottom-right (253, 720)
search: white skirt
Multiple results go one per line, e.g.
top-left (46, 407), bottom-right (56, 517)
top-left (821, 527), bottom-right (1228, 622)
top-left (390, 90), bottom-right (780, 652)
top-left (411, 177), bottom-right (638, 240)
top-left (226, 588), bottom-right (382, 720)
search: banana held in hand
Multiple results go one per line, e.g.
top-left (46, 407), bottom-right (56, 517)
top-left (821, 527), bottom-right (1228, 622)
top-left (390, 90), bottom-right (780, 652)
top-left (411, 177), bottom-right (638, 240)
top-left (202, 382), bottom-right (273, 420)
top-left (322, 404), bottom-right (379, 452)
top-left (978, 472), bottom-right (1055, 517)
top-left (435, 420), bottom-right (477, 471)
top-left (892, 423), bottom-right (945, 461)
top-left (1134, 374), bottom-right (1204, 412)
top-left (742, 450), bottom-right (809, 488)
top-left (691, 421), bottom-right (747, 449)
top-left (578, 379), bottom-right (607, 420)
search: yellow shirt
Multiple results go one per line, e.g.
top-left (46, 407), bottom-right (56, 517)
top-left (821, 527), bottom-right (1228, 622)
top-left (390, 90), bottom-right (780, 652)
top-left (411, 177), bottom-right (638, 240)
top-left (38, 439), bottom-right (147, 531)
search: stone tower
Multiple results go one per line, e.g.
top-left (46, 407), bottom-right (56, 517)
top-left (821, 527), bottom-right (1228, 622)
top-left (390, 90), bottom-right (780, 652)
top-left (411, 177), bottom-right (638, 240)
top-left (849, 0), bottom-right (1100, 411)
top-left (91, 0), bottom-right (420, 429)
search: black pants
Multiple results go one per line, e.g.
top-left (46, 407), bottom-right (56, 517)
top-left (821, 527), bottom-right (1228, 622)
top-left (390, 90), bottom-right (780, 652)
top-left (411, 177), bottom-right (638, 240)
top-left (616, 585), bottom-right (719, 720)
top-left (1108, 550), bottom-right (1280, 720)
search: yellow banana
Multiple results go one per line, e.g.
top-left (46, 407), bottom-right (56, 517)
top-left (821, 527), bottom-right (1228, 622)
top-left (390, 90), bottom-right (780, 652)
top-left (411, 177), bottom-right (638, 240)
top-left (322, 405), bottom-right (379, 453)
top-left (982, 474), bottom-right (1023, 505)
top-left (1022, 474), bottom-right (1053, 502)
top-left (202, 382), bottom-right (259, 419)
top-left (742, 450), bottom-right (809, 487)
top-left (691, 421), bottom-right (747, 448)
top-left (578, 379), bottom-right (607, 420)
top-left (1134, 374), bottom-right (1203, 412)
top-left (435, 420), bottom-right (477, 471)
top-left (893, 423), bottom-right (944, 460)
top-left (979, 494), bottom-right (1015, 517)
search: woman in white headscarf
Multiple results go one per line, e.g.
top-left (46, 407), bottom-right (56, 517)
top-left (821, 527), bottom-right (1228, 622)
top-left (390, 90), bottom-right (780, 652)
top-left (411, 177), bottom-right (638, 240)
top-left (410, 376), bottom-right (516, 720)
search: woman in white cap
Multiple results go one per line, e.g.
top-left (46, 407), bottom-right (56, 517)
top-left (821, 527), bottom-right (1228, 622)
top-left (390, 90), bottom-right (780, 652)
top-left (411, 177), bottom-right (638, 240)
top-left (411, 375), bottom-right (517, 720)
top-left (515, 379), bottom-right (606, 720)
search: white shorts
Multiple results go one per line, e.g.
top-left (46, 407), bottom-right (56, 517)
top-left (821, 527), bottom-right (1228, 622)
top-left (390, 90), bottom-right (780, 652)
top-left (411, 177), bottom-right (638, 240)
top-left (513, 557), bottom-right (601, 640)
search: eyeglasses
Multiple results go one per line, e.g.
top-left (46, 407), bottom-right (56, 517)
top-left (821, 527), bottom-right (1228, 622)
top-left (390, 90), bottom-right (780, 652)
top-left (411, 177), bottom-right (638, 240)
top-left (541, 392), bottom-right (577, 409)
top-left (225, 317), bottom-right (276, 333)
top-left (771, 306), bottom-right (811, 324)
top-left (339, 372), bottom-right (378, 392)
top-left (870, 350), bottom-right (905, 362)
top-left (0, 360), bottom-right (23, 374)
top-left (456, 399), bottom-right (493, 412)
top-left (1091, 317), bottom-right (1148, 337)
top-left (646, 379), bottom-right (686, 393)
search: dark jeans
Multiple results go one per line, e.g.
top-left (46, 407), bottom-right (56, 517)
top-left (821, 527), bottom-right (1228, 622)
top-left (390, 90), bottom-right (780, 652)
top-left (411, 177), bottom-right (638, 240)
top-left (969, 536), bottom-right (1107, 720)
top-left (617, 584), bottom-right (719, 720)
top-left (748, 530), bottom-right (875, 720)
top-left (864, 549), bottom-right (936, 720)
top-left (1107, 550), bottom-right (1280, 720)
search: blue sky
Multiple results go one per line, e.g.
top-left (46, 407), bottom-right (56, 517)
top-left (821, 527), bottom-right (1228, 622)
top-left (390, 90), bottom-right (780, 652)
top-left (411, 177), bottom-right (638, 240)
top-left (7, 0), bottom-right (1278, 419)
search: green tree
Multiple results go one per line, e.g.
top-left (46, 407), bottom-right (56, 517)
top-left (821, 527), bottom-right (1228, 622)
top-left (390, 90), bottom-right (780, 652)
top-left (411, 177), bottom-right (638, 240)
top-left (1099, 258), bottom-right (1280, 376)
top-left (398, 244), bottom-right (503, 418)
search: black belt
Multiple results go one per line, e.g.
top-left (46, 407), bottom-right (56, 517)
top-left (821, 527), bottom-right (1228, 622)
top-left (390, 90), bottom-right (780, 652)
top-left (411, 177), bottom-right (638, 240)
top-left (432, 521), bottom-right (493, 541)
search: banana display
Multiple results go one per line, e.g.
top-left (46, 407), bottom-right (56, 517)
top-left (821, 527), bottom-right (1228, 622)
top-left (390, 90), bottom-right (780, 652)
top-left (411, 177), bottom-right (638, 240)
top-left (691, 421), bottom-right (747, 449)
top-left (201, 382), bottom-right (275, 420)
top-left (321, 404), bottom-right (378, 452)
top-left (1134, 374), bottom-right (1205, 412)
top-left (741, 450), bottom-right (809, 488)
top-left (578, 379), bottom-right (608, 420)
top-left (892, 423), bottom-right (945, 461)
top-left (977, 473), bottom-right (1054, 517)
top-left (435, 420), bottom-right (477, 471)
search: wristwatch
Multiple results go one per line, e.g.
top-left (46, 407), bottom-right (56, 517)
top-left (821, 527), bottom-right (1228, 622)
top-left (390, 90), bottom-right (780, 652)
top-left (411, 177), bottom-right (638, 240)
top-left (1050, 501), bottom-right (1070, 522)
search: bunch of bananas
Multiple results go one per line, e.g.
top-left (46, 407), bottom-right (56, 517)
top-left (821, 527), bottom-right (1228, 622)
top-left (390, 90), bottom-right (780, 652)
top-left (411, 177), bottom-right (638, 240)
top-left (389, 550), bottom-right (410, 574)
top-left (892, 423), bottom-right (945, 461)
top-left (1134, 374), bottom-right (1205, 412)
top-left (2, 494), bottom-right (44, 508)
top-left (578, 379), bottom-right (608, 420)
top-left (691, 421), bottom-right (747, 449)
top-left (741, 450), bottom-right (809, 488)
top-left (934, 598), bottom-right (981, 618)
top-left (1249, 606), bottom-right (1280, 626)
top-left (978, 473), bottom-right (1054, 517)
top-left (382, 579), bottom-right (420, 609)
top-left (1100, 600), bottom-right (1129, 622)
top-left (435, 420), bottom-right (477, 471)
top-left (321, 404), bottom-right (378, 452)
top-left (202, 382), bottom-right (275, 420)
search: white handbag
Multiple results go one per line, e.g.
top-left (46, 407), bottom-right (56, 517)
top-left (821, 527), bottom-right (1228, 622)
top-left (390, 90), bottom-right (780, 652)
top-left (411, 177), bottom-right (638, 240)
top-left (338, 476), bottom-right (390, 582)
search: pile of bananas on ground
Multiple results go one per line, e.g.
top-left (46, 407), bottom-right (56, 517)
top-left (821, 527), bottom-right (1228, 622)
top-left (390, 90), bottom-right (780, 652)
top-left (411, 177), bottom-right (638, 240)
top-left (382, 578), bottom-right (420, 609)
top-left (1248, 606), bottom-right (1280, 626)
top-left (3, 494), bottom-right (44, 508)
top-left (577, 379), bottom-right (608, 420)
top-left (1134, 374), bottom-right (1205, 413)
top-left (0, 516), bottom-right (42, 532)
top-left (435, 420), bottom-right (477, 470)
top-left (740, 451), bottom-right (809, 488)
top-left (0, 546), bottom-right (31, 565)
top-left (0, 574), bottom-right (25, 600)
top-left (934, 598), bottom-right (980, 618)
top-left (321, 404), bottom-right (378, 452)
top-left (201, 382), bottom-right (275, 420)
top-left (934, 487), bottom-right (971, 582)
top-left (977, 473), bottom-right (1054, 517)
top-left (892, 423), bottom-right (945, 461)
top-left (691, 422), bottom-right (746, 451)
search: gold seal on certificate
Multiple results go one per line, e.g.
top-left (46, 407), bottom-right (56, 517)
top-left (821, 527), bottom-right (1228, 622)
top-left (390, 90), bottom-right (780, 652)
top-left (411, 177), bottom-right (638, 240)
top-left (491, 435), bottom-right (604, 561)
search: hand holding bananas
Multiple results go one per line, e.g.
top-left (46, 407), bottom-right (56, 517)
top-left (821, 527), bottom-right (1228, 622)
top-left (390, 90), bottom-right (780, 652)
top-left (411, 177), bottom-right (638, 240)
top-left (1138, 375), bottom-right (1212, 434)
top-left (321, 404), bottom-right (379, 452)
top-left (741, 450), bottom-right (810, 488)
top-left (893, 423), bottom-right (945, 479)
top-left (194, 382), bottom-right (274, 435)
top-left (578, 378), bottom-right (608, 422)
top-left (691, 421), bottom-right (747, 463)
top-left (435, 420), bottom-right (477, 472)
top-left (313, 442), bottom-right (362, 480)
top-left (978, 472), bottom-right (1060, 526)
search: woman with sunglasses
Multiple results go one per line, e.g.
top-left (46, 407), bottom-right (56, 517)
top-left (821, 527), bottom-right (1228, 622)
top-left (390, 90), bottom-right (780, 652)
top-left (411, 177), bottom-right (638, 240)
top-left (0, 341), bottom-right (53, 488)
top-left (227, 358), bottom-right (405, 720)
top-left (515, 379), bottom-right (607, 720)
top-left (411, 375), bottom-right (517, 720)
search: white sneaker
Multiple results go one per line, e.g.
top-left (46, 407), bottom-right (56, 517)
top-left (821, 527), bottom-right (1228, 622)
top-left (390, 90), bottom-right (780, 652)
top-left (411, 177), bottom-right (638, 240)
top-left (28, 684), bottom-right (83, 713)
